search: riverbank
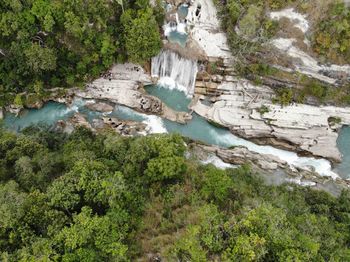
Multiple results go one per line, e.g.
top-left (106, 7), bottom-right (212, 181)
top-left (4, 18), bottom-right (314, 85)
top-left (2, 0), bottom-right (350, 190)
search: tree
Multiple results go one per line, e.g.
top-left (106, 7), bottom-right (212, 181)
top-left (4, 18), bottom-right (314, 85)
top-left (24, 44), bottom-right (57, 74)
top-left (0, 181), bottom-right (25, 229)
top-left (56, 207), bottom-right (128, 260)
top-left (171, 226), bottom-right (207, 262)
top-left (122, 8), bottom-right (162, 63)
top-left (223, 233), bottom-right (267, 261)
top-left (47, 174), bottom-right (81, 212)
top-left (200, 165), bottom-right (234, 204)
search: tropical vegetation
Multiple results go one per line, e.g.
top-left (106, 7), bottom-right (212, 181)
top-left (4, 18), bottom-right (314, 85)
top-left (0, 126), bottom-right (349, 261)
top-left (0, 0), bottom-right (163, 106)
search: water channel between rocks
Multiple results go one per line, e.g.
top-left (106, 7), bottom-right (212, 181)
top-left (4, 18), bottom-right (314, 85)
top-left (3, 84), bottom-right (350, 180)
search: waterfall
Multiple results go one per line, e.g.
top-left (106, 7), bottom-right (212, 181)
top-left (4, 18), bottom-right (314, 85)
top-left (151, 50), bottom-right (198, 96)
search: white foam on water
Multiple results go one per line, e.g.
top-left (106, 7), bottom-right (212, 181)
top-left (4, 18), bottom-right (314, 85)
top-left (116, 106), bottom-right (167, 134)
top-left (157, 77), bottom-right (188, 94)
top-left (209, 127), bottom-right (339, 179)
top-left (116, 105), bottom-right (143, 119)
top-left (163, 21), bottom-right (187, 36)
top-left (287, 177), bottom-right (317, 187)
top-left (62, 98), bottom-right (86, 115)
top-left (151, 50), bottom-right (198, 96)
top-left (176, 22), bottom-right (187, 34)
top-left (143, 115), bottom-right (167, 134)
top-left (201, 154), bottom-right (236, 169)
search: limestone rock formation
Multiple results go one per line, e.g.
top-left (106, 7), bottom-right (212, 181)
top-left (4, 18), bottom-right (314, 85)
top-left (6, 104), bottom-right (23, 116)
top-left (85, 101), bottom-right (114, 113)
top-left (75, 63), bottom-right (192, 124)
top-left (190, 143), bottom-right (350, 194)
top-left (103, 117), bottom-right (147, 136)
top-left (187, 0), bottom-right (233, 63)
top-left (69, 113), bottom-right (93, 130)
top-left (191, 79), bottom-right (350, 162)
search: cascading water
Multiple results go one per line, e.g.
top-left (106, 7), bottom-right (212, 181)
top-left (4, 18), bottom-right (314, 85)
top-left (151, 49), bottom-right (198, 96)
top-left (163, 4), bottom-right (188, 47)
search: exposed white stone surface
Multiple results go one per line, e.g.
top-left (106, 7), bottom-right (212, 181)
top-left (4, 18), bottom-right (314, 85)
top-left (270, 8), bottom-right (309, 33)
top-left (201, 154), bottom-right (236, 169)
top-left (271, 38), bottom-right (350, 84)
top-left (186, 0), bottom-right (233, 61)
top-left (75, 63), bottom-right (191, 123)
top-left (191, 80), bottom-right (350, 163)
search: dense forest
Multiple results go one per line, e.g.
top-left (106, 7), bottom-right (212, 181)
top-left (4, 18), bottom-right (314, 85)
top-left (0, 126), bottom-right (349, 261)
top-left (0, 0), bottom-right (163, 106)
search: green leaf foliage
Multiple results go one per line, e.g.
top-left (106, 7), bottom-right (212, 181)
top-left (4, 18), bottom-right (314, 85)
top-left (0, 0), bottom-right (162, 104)
top-left (0, 126), bottom-right (349, 261)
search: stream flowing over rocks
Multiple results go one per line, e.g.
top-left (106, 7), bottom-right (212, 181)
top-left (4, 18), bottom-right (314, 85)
top-left (156, 0), bottom-right (350, 181)
top-left (3, 0), bottom-right (350, 188)
top-left (184, 0), bottom-right (350, 163)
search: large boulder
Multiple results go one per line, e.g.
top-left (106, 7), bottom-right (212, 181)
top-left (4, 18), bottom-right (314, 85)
top-left (85, 101), bottom-right (114, 113)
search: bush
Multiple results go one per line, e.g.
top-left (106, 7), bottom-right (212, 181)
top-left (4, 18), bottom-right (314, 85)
top-left (274, 88), bottom-right (294, 106)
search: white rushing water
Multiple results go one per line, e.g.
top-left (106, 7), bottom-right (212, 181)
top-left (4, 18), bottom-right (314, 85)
top-left (201, 155), bottom-right (236, 170)
top-left (212, 130), bottom-right (339, 179)
top-left (151, 50), bottom-right (198, 96)
top-left (163, 21), bottom-right (187, 36)
top-left (143, 115), bottom-right (167, 134)
top-left (116, 103), bottom-right (339, 179)
top-left (116, 106), bottom-right (167, 134)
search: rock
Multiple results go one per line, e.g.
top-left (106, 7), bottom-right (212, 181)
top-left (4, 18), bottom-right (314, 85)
top-left (6, 104), bottom-right (23, 116)
top-left (42, 88), bottom-right (74, 105)
top-left (187, 0), bottom-right (233, 61)
top-left (25, 94), bottom-right (44, 109)
top-left (91, 119), bottom-right (105, 129)
top-left (163, 40), bottom-right (207, 61)
top-left (167, 0), bottom-right (185, 7)
top-left (85, 101), bottom-right (114, 112)
top-left (192, 143), bottom-right (288, 171)
top-left (270, 37), bottom-right (350, 86)
top-left (55, 120), bottom-right (75, 134)
top-left (69, 113), bottom-right (93, 130)
top-left (102, 117), bottom-right (147, 136)
top-left (26, 100), bottom-right (44, 109)
top-left (190, 142), bottom-right (350, 195)
top-left (190, 80), bottom-right (350, 162)
top-left (75, 63), bottom-right (191, 124)
top-left (0, 108), bottom-right (3, 119)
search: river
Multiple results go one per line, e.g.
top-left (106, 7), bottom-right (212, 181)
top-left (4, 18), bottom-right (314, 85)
top-left (3, 84), bottom-right (349, 180)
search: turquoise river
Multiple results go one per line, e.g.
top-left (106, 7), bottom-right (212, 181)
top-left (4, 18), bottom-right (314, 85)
top-left (3, 85), bottom-right (350, 179)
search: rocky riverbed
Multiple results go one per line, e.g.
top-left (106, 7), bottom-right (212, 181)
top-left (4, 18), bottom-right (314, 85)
top-left (190, 78), bottom-right (350, 162)
top-left (74, 63), bottom-right (192, 124)
top-left (189, 142), bottom-right (350, 196)
top-left (3, 0), bottom-right (350, 188)
top-left (181, 0), bottom-right (350, 163)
